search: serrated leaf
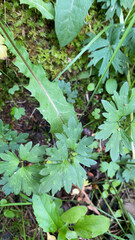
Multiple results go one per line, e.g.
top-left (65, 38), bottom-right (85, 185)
top-left (120, 129), bottom-right (131, 150)
top-left (0, 151), bottom-right (19, 176)
top-left (55, 0), bottom-right (94, 47)
top-left (32, 194), bottom-right (62, 233)
top-left (39, 117), bottom-right (95, 195)
top-left (100, 162), bottom-right (119, 178)
top-left (58, 80), bottom-right (78, 104)
top-left (19, 141), bottom-right (46, 163)
top-left (0, 22), bottom-right (76, 133)
top-left (106, 131), bottom-right (121, 161)
top-left (96, 122), bottom-right (119, 140)
top-left (124, 28), bottom-right (135, 56)
top-left (0, 176), bottom-right (14, 195)
top-left (74, 215), bottom-right (110, 238)
top-left (20, 0), bottom-right (54, 20)
top-left (87, 25), bottom-right (130, 79)
top-left (61, 206), bottom-right (87, 224)
top-left (100, 162), bottom-right (109, 173)
top-left (8, 165), bottom-right (41, 195)
top-left (97, 0), bottom-right (133, 20)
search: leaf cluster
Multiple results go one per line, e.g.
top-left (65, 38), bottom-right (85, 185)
top-left (97, 0), bottom-right (133, 20)
top-left (0, 119), bottom-right (28, 152)
top-left (0, 142), bottom-right (46, 195)
top-left (58, 80), bottom-right (78, 104)
top-left (96, 82), bottom-right (135, 161)
top-left (39, 117), bottom-right (96, 195)
top-left (116, 155), bottom-right (135, 183)
top-left (33, 193), bottom-right (110, 240)
top-left (86, 25), bottom-right (130, 80)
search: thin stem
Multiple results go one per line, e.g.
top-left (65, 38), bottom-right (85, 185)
top-left (98, 188), bottom-right (125, 233)
top-left (0, 68), bottom-right (12, 81)
top-left (105, 232), bottom-right (125, 240)
top-left (124, 1), bottom-right (135, 24)
top-left (32, 225), bottom-right (38, 240)
top-left (22, 207), bottom-right (26, 240)
top-left (0, 202), bottom-right (32, 207)
top-left (54, 25), bottom-right (112, 81)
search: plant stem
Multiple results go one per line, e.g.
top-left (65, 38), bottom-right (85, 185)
top-left (98, 188), bottom-right (125, 234)
top-left (106, 232), bottom-right (125, 240)
top-left (0, 202), bottom-right (32, 207)
top-left (54, 25), bottom-right (112, 81)
top-left (22, 207), bottom-right (26, 240)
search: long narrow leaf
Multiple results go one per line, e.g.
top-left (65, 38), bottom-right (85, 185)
top-left (0, 22), bottom-right (76, 133)
top-left (20, 0), bottom-right (54, 20)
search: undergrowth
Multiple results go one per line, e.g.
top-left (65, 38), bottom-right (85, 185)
top-left (0, 0), bottom-right (135, 239)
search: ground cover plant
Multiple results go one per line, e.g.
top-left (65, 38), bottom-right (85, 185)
top-left (0, 0), bottom-right (135, 239)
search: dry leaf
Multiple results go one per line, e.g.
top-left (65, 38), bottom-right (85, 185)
top-left (0, 34), bottom-right (7, 60)
top-left (47, 232), bottom-right (56, 240)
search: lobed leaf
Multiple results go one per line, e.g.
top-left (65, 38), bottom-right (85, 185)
top-left (0, 22), bottom-right (76, 133)
top-left (19, 141), bottom-right (46, 163)
top-left (0, 152), bottom-right (19, 176)
top-left (8, 165), bottom-right (42, 195)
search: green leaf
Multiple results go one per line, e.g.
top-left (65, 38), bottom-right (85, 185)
top-left (20, 0), bottom-right (54, 20)
top-left (74, 215), bottom-right (110, 238)
top-left (55, 0), bottom-right (94, 47)
top-left (32, 194), bottom-right (62, 233)
top-left (57, 225), bottom-right (68, 240)
top-left (92, 108), bottom-right (100, 119)
top-left (131, 118), bottom-right (135, 145)
top-left (87, 25), bottom-right (130, 79)
top-left (114, 209), bottom-right (122, 218)
top-left (66, 230), bottom-right (78, 240)
top-left (11, 107), bottom-right (25, 120)
top-left (61, 206), bottom-right (87, 224)
top-left (8, 165), bottom-right (42, 195)
top-left (106, 131), bottom-right (121, 161)
top-left (0, 151), bottom-right (19, 176)
top-left (96, 82), bottom-right (135, 161)
top-left (124, 28), bottom-right (135, 57)
top-left (58, 80), bottom-right (78, 104)
top-left (39, 117), bottom-right (95, 195)
top-left (8, 84), bottom-right (19, 95)
top-left (19, 141), bottom-right (46, 163)
top-left (120, 129), bottom-right (131, 150)
top-left (4, 209), bottom-right (15, 218)
top-left (87, 83), bottom-right (95, 91)
top-left (0, 177), bottom-right (14, 195)
top-left (100, 161), bottom-right (119, 178)
top-left (108, 162), bottom-right (120, 178)
top-left (97, 0), bottom-right (133, 20)
top-left (105, 78), bottom-right (117, 94)
top-left (0, 22), bottom-right (76, 133)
